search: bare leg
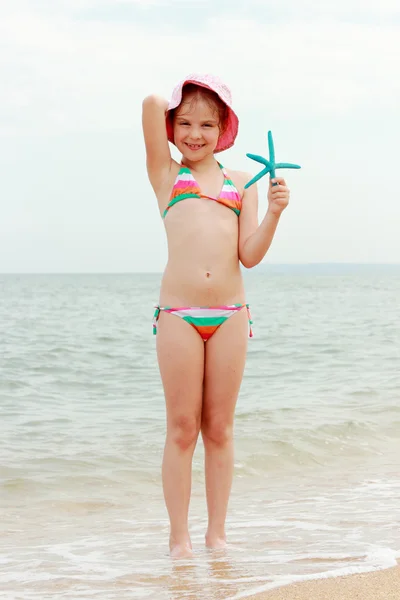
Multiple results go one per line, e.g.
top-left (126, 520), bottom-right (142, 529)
top-left (157, 311), bottom-right (204, 558)
top-left (201, 308), bottom-right (248, 549)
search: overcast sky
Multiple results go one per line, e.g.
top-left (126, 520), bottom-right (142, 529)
top-left (1, 0), bottom-right (399, 272)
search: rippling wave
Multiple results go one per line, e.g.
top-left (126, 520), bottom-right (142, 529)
top-left (1, 271), bottom-right (400, 599)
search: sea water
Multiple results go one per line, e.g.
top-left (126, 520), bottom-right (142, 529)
top-left (1, 267), bottom-right (400, 599)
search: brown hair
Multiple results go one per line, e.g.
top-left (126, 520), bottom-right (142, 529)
top-left (169, 83), bottom-right (229, 135)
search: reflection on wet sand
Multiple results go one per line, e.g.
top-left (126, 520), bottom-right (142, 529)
top-left (167, 551), bottom-right (253, 600)
top-left (207, 551), bottom-right (241, 598)
top-left (168, 562), bottom-right (200, 600)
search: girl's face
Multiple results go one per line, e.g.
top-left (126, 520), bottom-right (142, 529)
top-left (173, 94), bottom-right (221, 159)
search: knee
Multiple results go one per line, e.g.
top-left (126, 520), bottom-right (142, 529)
top-left (202, 419), bottom-right (233, 448)
top-left (169, 415), bottom-right (200, 451)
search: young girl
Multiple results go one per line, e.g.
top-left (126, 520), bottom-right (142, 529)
top-left (142, 74), bottom-right (290, 559)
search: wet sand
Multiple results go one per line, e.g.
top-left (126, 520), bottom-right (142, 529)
top-left (249, 563), bottom-right (400, 600)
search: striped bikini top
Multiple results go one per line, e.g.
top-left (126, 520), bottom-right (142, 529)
top-left (163, 163), bottom-right (242, 219)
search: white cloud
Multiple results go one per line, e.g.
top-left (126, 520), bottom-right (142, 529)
top-left (249, 0), bottom-right (400, 18)
top-left (0, 0), bottom-right (207, 19)
top-left (1, 8), bottom-right (399, 137)
top-left (1, 1), bottom-right (400, 270)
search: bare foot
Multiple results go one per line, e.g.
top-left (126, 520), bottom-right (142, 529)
top-left (169, 537), bottom-right (193, 559)
top-left (205, 534), bottom-right (227, 550)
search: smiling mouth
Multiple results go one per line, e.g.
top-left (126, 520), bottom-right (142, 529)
top-left (185, 143), bottom-right (205, 150)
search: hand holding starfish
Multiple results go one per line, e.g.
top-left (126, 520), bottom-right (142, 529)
top-left (268, 176), bottom-right (290, 217)
top-left (245, 131), bottom-right (301, 189)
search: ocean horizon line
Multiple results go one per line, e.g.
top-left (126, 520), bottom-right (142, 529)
top-left (1, 263), bottom-right (400, 276)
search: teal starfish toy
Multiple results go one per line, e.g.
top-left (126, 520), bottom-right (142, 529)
top-left (245, 130), bottom-right (301, 189)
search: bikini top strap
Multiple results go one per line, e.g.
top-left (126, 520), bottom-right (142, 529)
top-left (178, 163), bottom-right (190, 174)
top-left (217, 162), bottom-right (227, 177)
top-left (179, 161), bottom-right (226, 175)
top-left (219, 164), bottom-right (236, 187)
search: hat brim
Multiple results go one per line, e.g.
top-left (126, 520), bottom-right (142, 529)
top-left (165, 79), bottom-right (239, 153)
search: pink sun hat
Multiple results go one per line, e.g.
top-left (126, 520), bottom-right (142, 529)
top-left (165, 73), bottom-right (239, 153)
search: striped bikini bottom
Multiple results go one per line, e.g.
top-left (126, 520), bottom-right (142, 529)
top-left (153, 303), bottom-right (253, 342)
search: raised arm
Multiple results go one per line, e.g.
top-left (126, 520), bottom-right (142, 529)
top-left (142, 95), bottom-right (172, 191)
